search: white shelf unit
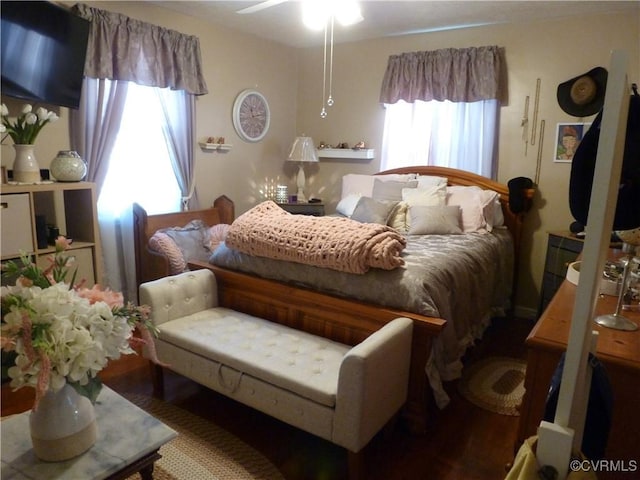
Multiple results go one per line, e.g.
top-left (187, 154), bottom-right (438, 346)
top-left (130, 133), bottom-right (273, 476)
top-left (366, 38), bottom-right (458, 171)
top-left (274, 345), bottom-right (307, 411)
top-left (0, 182), bottom-right (103, 287)
top-left (199, 142), bottom-right (233, 152)
top-left (316, 148), bottom-right (375, 160)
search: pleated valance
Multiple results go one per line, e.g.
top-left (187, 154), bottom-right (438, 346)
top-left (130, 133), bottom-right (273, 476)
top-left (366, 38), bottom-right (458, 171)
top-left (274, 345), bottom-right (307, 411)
top-left (73, 3), bottom-right (208, 95)
top-left (379, 45), bottom-right (506, 104)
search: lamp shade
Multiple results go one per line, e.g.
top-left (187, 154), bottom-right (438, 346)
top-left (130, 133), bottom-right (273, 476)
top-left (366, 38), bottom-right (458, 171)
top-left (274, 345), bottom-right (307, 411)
top-left (287, 136), bottom-right (318, 163)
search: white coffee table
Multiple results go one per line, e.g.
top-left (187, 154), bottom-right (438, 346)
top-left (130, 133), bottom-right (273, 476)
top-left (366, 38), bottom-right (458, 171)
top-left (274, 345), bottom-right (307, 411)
top-left (1, 386), bottom-right (177, 480)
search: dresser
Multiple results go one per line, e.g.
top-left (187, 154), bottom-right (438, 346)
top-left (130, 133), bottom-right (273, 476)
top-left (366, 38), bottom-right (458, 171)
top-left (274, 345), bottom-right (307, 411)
top-left (278, 202), bottom-right (325, 216)
top-left (538, 231), bottom-right (584, 317)
top-left (518, 263), bottom-right (640, 478)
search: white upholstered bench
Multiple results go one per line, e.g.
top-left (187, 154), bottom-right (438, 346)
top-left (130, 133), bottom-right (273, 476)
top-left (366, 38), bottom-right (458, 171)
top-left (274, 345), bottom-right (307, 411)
top-left (139, 269), bottom-right (413, 477)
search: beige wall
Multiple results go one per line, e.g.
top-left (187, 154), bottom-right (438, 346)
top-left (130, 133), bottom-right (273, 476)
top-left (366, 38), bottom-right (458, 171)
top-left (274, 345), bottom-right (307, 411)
top-left (2, 4), bottom-right (638, 316)
top-left (295, 11), bottom-right (640, 316)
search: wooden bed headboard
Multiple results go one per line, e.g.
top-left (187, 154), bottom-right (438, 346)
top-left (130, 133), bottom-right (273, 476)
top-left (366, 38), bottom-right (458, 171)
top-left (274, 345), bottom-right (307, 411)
top-left (132, 195), bottom-right (234, 288)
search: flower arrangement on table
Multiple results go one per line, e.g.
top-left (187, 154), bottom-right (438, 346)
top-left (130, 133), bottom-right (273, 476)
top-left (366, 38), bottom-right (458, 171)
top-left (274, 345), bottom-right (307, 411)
top-left (1, 237), bottom-right (164, 408)
top-left (0, 103), bottom-right (59, 144)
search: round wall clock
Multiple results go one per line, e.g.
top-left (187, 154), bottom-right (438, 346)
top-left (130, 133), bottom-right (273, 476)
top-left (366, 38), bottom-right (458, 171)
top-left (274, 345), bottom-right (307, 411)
top-left (232, 89), bottom-right (271, 142)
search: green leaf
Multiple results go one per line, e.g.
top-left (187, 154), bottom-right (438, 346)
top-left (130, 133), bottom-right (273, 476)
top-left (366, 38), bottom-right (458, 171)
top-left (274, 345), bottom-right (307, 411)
top-left (68, 377), bottom-right (103, 404)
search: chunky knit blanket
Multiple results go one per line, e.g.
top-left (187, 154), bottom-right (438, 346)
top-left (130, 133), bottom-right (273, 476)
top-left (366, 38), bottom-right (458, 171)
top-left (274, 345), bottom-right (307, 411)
top-left (225, 201), bottom-right (407, 274)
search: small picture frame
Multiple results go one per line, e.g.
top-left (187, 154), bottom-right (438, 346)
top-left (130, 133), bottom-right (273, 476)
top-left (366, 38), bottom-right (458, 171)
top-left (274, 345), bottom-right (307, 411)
top-left (554, 122), bottom-right (591, 163)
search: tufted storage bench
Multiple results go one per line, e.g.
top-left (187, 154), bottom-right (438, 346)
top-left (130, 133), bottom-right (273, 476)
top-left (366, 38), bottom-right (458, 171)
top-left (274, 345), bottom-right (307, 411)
top-left (139, 269), bottom-right (413, 478)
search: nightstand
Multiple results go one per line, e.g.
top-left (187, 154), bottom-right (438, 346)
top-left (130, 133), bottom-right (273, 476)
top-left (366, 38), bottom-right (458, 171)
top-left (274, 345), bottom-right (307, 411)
top-left (278, 202), bottom-right (325, 216)
top-left (538, 231), bottom-right (584, 317)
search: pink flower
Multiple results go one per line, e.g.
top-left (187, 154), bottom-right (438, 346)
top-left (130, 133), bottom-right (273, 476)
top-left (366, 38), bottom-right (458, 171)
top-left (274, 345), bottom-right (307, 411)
top-left (54, 236), bottom-right (72, 252)
top-left (76, 285), bottom-right (124, 308)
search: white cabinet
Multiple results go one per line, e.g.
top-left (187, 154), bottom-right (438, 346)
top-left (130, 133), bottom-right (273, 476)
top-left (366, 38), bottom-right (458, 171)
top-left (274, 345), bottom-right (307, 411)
top-left (0, 193), bottom-right (32, 258)
top-left (0, 182), bottom-right (103, 287)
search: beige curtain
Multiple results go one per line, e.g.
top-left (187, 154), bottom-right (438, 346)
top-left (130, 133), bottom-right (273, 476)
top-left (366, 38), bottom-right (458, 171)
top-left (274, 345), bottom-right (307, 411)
top-left (379, 45), bottom-right (506, 105)
top-left (73, 3), bottom-right (208, 95)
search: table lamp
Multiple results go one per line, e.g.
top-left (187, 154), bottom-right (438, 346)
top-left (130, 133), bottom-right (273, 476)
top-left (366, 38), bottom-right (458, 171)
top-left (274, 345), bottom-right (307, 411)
top-left (287, 135), bottom-right (318, 202)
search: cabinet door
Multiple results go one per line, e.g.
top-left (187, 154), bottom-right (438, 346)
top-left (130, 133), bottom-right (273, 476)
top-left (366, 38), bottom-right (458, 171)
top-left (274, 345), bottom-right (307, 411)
top-left (1, 194), bottom-right (33, 258)
top-left (36, 247), bottom-right (96, 287)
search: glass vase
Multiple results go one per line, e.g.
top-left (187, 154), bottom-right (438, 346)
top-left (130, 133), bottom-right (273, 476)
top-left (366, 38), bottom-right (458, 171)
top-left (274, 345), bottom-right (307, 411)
top-left (12, 144), bottom-right (41, 183)
top-left (29, 383), bottom-right (97, 461)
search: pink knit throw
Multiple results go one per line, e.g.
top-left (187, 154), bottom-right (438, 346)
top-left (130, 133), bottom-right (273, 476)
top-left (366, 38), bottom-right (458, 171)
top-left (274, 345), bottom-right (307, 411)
top-left (225, 201), bottom-right (406, 274)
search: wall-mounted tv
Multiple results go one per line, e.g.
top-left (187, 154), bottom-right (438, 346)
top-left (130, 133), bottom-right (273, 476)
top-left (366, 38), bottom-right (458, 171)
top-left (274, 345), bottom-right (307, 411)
top-left (1, 1), bottom-right (90, 109)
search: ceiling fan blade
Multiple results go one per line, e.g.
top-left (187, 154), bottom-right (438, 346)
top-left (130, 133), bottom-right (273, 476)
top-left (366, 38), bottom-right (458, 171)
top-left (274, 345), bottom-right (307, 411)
top-left (236, 0), bottom-right (288, 15)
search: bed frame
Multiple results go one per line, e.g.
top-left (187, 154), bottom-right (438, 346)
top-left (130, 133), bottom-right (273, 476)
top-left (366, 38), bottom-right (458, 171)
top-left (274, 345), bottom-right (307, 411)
top-left (132, 195), bottom-right (234, 288)
top-left (133, 167), bottom-right (533, 434)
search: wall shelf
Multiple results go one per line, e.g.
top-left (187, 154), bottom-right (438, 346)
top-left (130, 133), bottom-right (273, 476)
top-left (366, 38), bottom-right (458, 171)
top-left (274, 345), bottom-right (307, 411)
top-left (199, 142), bottom-right (233, 152)
top-left (316, 148), bottom-right (374, 160)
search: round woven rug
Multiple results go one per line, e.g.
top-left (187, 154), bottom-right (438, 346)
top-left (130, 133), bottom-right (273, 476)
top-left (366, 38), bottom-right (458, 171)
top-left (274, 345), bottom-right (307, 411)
top-left (458, 356), bottom-right (527, 416)
top-left (124, 393), bottom-right (285, 480)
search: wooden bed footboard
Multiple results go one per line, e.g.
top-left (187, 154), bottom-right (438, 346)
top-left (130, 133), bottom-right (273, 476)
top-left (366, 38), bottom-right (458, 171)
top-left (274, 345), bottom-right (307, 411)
top-left (189, 260), bottom-right (446, 434)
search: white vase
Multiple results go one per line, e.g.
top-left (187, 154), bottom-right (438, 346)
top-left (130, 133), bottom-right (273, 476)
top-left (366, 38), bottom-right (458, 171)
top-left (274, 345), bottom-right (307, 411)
top-left (29, 383), bottom-right (97, 462)
top-left (12, 144), bottom-right (41, 183)
top-left (50, 150), bottom-right (87, 182)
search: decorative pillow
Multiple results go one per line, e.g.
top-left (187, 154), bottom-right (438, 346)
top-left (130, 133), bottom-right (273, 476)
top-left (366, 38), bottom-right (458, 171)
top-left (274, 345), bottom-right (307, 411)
top-left (416, 175), bottom-right (448, 188)
top-left (340, 173), bottom-right (416, 200)
top-left (445, 186), bottom-right (489, 233)
top-left (401, 184), bottom-right (446, 206)
top-left (372, 178), bottom-right (418, 202)
top-left (336, 193), bottom-right (362, 217)
top-left (351, 197), bottom-right (399, 225)
top-left (208, 223), bottom-right (230, 251)
top-left (388, 201), bottom-right (409, 232)
top-left (481, 190), bottom-right (504, 231)
top-left (148, 231), bottom-right (186, 274)
top-left (408, 205), bottom-right (462, 235)
top-left (148, 220), bottom-right (212, 274)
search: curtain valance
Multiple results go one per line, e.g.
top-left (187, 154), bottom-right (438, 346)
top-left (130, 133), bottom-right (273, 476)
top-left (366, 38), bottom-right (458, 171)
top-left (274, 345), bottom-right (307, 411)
top-left (73, 3), bottom-right (208, 95)
top-left (379, 45), bottom-right (505, 104)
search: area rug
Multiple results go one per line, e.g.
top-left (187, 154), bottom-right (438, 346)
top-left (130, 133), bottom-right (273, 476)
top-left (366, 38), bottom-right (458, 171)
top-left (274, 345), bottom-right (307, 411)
top-left (458, 356), bottom-right (527, 416)
top-left (124, 393), bottom-right (285, 480)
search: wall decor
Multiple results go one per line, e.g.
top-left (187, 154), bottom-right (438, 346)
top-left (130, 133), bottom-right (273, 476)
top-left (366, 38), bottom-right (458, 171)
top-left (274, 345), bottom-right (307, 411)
top-left (554, 122), bottom-right (590, 163)
top-left (232, 89), bottom-right (270, 142)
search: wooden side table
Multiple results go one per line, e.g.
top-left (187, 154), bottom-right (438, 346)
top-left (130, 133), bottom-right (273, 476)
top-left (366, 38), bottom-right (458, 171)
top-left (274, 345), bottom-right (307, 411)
top-left (518, 270), bottom-right (640, 475)
top-left (278, 202), bottom-right (325, 216)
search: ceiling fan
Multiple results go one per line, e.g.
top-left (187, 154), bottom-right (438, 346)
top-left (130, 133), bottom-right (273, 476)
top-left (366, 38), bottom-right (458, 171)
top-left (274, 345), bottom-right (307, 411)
top-left (236, 0), bottom-right (288, 15)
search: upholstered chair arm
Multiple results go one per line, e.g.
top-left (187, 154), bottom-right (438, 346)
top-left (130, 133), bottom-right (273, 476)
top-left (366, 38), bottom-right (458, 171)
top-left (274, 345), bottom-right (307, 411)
top-left (332, 317), bottom-right (413, 452)
top-left (139, 269), bottom-right (218, 327)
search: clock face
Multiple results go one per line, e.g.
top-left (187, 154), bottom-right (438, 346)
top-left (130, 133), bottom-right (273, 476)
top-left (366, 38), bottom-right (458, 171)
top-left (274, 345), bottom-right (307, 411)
top-left (233, 89), bottom-right (270, 142)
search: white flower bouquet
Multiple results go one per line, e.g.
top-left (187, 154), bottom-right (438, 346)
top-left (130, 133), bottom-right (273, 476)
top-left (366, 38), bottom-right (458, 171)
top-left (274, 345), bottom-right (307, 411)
top-left (1, 237), bottom-right (163, 407)
top-left (0, 103), bottom-right (59, 145)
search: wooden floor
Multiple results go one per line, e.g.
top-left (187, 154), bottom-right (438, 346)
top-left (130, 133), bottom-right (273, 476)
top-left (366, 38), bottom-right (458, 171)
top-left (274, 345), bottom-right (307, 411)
top-left (1, 316), bottom-right (534, 480)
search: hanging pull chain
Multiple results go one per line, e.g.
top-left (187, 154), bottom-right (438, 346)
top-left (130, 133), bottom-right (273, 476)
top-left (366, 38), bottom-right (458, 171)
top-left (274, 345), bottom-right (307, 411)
top-left (320, 21), bottom-right (328, 118)
top-left (326, 16), bottom-right (335, 108)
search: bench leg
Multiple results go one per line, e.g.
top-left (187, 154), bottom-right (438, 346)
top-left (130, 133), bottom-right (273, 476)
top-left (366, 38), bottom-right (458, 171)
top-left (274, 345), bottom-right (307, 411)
top-left (149, 362), bottom-right (165, 398)
top-left (347, 450), bottom-right (366, 480)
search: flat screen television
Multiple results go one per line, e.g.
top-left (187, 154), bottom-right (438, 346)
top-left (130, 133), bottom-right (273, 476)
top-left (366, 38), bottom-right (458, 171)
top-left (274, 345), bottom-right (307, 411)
top-left (1, 1), bottom-right (90, 109)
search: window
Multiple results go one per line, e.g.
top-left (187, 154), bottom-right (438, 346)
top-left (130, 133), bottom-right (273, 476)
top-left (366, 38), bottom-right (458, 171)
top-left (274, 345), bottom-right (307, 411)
top-left (97, 82), bottom-right (181, 218)
top-left (381, 99), bottom-right (499, 178)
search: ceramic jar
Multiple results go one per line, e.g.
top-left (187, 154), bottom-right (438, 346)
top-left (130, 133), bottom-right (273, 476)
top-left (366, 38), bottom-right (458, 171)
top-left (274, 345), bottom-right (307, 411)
top-left (12, 144), bottom-right (41, 183)
top-left (29, 383), bottom-right (97, 461)
top-left (50, 150), bottom-right (87, 182)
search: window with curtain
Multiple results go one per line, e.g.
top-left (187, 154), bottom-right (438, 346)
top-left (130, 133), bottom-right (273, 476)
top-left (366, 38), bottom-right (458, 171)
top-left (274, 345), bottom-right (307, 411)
top-left (379, 46), bottom-right (505, 178)
top-left (70, 3), bottom-right (208, 298)
top-left (98, 81), bottom-right (182, 217)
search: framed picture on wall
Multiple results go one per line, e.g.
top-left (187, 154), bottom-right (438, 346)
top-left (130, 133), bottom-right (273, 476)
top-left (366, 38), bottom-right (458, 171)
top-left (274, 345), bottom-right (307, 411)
top-left (554, 122), bottom-right (591, 163)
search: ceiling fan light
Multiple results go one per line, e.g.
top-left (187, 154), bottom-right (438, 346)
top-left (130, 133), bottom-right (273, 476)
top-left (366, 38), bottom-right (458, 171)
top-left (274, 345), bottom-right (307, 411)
top-left (336, 1), bottom-right (363, 26)
top-left (302, 0), bottom-right (329, 30)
